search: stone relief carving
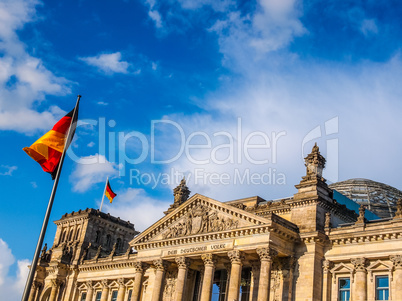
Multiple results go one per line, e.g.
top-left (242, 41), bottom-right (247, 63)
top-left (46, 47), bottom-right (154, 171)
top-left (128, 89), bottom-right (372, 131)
top-left (162, 270), bottom-right (177, 301)
top-left (162, 204), bottom-right (239, 239)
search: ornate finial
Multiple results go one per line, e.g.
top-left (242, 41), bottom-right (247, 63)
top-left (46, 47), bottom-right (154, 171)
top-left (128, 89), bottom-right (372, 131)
top-left (395, 198), bottom-right (402, 218)
top-left (174, 177), bottom-right (190, 204)
top-left (302, 143), bottom-right (326, 182)
top-left (356, 205), bottom-right (366, 224)
top-left (164, 177), bottom-right (191, 214)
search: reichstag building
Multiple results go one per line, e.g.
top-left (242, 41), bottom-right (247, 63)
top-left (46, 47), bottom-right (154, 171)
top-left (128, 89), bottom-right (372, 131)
top-left (28, 144), bottom-right (402, 301)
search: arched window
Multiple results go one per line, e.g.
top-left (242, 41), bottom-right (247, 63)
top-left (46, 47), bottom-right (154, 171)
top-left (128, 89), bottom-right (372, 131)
top-left (61, 230), bottom-right (67, 242)
top-left (106, 234), bottom-right (111, 247)
top-left (68, 229), bottom-right (74, 241)
top-left (116, 238), bottom-right (122, 251)
top-left (95, 231), bottom-right (101, 243)
top-left (75, 228), bottom-right (80, 240)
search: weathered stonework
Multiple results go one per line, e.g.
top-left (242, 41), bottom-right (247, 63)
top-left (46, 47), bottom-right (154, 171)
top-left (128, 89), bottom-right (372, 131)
top-left (28, 145), bottom-right (402, 301)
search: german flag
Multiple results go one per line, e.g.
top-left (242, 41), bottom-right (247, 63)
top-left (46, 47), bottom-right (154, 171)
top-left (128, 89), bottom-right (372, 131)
top-left (23, 105), bottom-right (79, 179)
top-left (105, 180), bottom-right (117, 203)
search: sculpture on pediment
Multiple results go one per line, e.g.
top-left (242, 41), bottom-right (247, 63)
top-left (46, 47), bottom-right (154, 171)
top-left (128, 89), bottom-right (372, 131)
top-left (164, 178), bottom-right (191, 215)
top-left (162, 204), bottom-right (239, 239)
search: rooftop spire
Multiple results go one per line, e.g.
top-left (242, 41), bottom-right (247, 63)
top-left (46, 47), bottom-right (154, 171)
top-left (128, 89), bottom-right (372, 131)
top-left (302, 142), bottom-right (326, 182)
top-left (164, 177), bottom-right (191, 215)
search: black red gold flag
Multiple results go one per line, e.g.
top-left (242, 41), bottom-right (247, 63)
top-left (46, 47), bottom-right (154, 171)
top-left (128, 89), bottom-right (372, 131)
top-left (23, 105), bottom-right (79, 179)
top-left (105, 180), bottom-right (117, 203)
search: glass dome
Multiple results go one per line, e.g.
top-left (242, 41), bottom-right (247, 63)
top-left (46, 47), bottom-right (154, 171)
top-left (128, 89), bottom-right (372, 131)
top-left (329, 178), bottom-right (402, 218)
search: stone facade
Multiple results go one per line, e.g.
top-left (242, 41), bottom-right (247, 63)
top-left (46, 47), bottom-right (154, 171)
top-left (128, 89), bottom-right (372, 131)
top-left (29, 145), bottom-right (402, 301)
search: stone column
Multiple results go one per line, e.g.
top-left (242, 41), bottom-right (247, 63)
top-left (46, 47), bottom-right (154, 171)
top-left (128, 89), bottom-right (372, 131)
top-left (249, 261), bottom-right (260, 301)
top-left (151, 259), bottom-right (168, 301)
top-left (49, 280), bottom-right (60, 301)
top-left (322, 260), bottom-right (332, 301)
top-left (351, 258), bottom-right (367, 301)
top-left (227, 250), bottom-right (244, 301)
top-left (391, 255), bottom-right (402, 299)
top-left (100, 280), bottom-right (110, 301)
top-left (117, 278), bottom-right (126, 301)
top-left (28, 281), bottom-right (41, 301)
top-left (175, 257), bottom-right (191, 301)
top-left (85, 281), bottom-right (93, 301)
top-left (256, 248), bottom-right (276, 301)
top-left (132, 262), bottom-right (145, 301)
top-left (200, 254), bottom-right (217, 301)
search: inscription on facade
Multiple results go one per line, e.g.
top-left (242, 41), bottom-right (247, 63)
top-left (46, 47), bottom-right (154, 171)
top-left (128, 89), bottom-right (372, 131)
top-left (163, 242), bottom-right (233, 257)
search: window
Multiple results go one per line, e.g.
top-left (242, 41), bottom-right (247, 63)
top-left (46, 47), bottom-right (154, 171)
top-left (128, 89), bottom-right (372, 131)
top-left (80, 292), bottom-right (87, 301)
top-left (68, 230), bottom-right (74, 241)
top-left (116, 238), bottom-right (122, 251)
top-left (75, 228), bottom-right (81, 240)
top-left (376, 276), bottom-right (389, 300)
top-left (106, 234), bottom-right (111, 247)
top-left (192, 271), bottom-right (202, 301)
top-left (61, 230), bottom-right (67, 242)
top-left (127, 289), bottom-right (133, 301)
top-left (111, 290), bottom-right (118, 301)
top-left (95, 291), bottom-right (102, 301)
top-left (95, 231), bottom-right (101, 243)
top-left (239, 268), bottom-right (252, 301)
top-left (339, 278), bottom-right (350, 301)
top-left (211, 270), bottom-right (228, 301)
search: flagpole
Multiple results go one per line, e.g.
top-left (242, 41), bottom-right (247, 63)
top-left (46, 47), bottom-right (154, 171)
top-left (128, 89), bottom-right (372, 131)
top-left (21, 95), bottom-right (81, 301)
top-left (100, 176), bottom-right (108, 212)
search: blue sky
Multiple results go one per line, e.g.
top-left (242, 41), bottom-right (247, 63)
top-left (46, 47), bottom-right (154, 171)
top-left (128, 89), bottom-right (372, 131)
top-left (1, 0), bottom-right (402, 298)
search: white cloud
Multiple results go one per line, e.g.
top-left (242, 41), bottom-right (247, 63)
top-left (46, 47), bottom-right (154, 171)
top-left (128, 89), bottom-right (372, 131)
top-left (70, 154), bottom-right (119, 192)
top-left (0, 0), bottom-right (70, 134)
top-left (97, 101), bottom-right (108, 106)
top-left (0, 238), bottom-right (29, 300)
top-left (103, 188), bottom-right (170, 231)
top-left (87, 141), bottom-right (95, 147)
top-left (0, 165), bottom-right (17, 176)
top-left (361, 19), bottom-right (378, 36)
top-left (80, 52), bottom-right (130, 74)
top-left (148, 10), bottom-right (163, 28)
top-left (30, 181), bottom-right (37, 188)
top-left (151, 55), bottom-right (402, 201)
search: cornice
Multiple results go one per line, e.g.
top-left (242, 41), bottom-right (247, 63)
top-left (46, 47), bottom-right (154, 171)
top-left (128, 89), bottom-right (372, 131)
top-left (79, 259), bottom-right (138, 272)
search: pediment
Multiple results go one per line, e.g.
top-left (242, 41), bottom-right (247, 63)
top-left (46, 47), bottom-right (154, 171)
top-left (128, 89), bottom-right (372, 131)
top-left (331, 262), bottom-right (353, 274)
top-left (131, 194), bottom-right (270, 246)
top-left (367, 260), bottom-right (392, 271)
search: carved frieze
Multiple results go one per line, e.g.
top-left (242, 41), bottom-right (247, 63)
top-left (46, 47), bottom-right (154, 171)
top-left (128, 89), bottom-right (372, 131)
top-left (162, 204), bottom-right (239, 239)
